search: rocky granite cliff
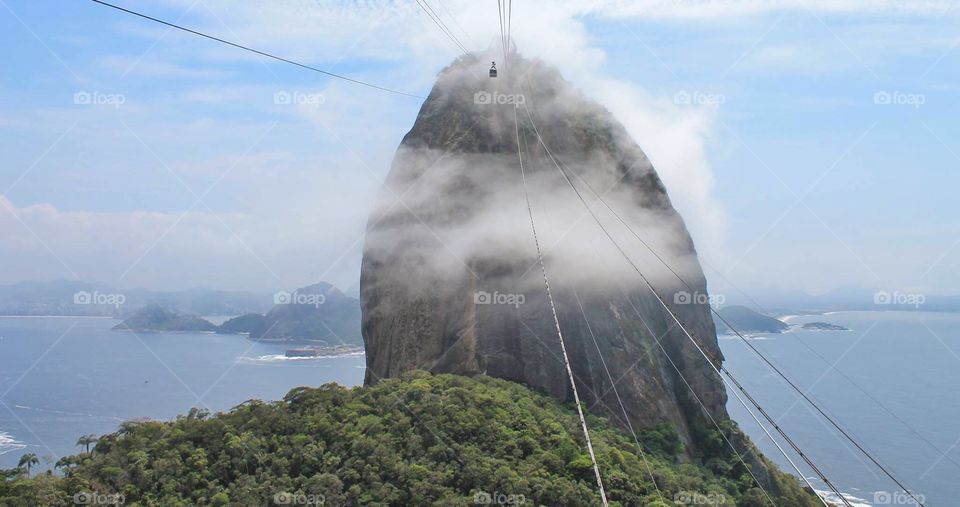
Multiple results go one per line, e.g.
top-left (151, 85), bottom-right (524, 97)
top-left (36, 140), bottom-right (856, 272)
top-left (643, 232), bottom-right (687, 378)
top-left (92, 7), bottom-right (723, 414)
top-left (361, 54), bottom-right (748, 465)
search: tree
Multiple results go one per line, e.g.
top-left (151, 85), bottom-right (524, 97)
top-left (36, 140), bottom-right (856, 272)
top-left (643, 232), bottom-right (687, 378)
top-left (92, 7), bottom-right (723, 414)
top-left (17, 453), bottom-right (39, 476)
top-left (54, 456), bottom-right (75, 475)
top-left (76, 434), bottom-right (98, 453)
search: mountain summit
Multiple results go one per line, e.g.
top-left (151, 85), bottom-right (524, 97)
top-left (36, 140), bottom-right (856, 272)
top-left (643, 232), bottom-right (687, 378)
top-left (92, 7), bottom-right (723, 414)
top-left (360, 53), bottom-right (781, 489)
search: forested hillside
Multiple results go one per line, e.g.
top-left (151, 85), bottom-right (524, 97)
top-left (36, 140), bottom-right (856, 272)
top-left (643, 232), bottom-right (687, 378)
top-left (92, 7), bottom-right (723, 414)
top-left (1, 372), bottom-right (819, 506)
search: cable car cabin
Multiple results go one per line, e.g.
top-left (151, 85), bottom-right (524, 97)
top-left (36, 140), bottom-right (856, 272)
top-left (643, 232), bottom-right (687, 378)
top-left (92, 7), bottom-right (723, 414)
top-left (489, 62), bottom-right (497, 78)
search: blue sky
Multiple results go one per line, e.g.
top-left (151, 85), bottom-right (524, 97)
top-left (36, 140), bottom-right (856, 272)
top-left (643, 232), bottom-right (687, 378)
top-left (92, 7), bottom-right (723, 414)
top-left (1, 0), bottom-right (958, 296)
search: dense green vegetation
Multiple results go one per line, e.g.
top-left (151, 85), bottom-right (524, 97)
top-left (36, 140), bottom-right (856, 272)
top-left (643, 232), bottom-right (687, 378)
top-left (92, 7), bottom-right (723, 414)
top-left (1, 372), bottom-right (818, 506)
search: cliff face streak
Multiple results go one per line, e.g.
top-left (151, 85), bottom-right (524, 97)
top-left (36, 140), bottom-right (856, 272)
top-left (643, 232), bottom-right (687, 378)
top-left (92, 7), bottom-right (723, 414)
top-left (361, 55), bottom-right (729, 455)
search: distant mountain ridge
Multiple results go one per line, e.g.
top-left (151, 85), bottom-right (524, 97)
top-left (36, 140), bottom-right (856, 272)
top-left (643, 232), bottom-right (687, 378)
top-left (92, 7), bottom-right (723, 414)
top-left (111, 282), bottom-right (362, 345)
top-left (0, 280), bottom-right (273, 317)
top-left (222, 282), bottom-right (362, 344)
top-left (716, 286), bottom-right (960, 314)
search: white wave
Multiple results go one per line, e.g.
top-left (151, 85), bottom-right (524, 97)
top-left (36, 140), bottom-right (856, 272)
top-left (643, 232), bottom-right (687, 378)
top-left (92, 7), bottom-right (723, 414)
top-left (236, 351), bottom-right (365, 363)
top-left (0, 431), bottom-right (26, 455)
top-left (816, 489), bottom-right (872, 507)
top-left (718, 334), bottom-right (775, 341)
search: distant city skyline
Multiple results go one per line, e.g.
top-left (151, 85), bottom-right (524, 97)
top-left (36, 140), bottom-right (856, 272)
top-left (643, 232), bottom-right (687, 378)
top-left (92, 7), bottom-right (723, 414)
top-left (1, 0), bottom-right (959, 296)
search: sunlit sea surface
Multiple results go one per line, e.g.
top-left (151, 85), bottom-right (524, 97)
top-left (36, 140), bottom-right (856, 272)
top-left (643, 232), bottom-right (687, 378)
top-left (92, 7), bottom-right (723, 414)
top-left (721, 311), bottom-right (958, 506)
top-left (0, 316), bottom-right (364, 470)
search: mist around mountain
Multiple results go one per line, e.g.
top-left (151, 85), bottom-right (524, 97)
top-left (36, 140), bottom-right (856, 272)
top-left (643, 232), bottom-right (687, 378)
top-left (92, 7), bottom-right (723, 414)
top-left (351, 52), bottom-right (829, 506)
top-left (361, 53), bottom-right (735, 459)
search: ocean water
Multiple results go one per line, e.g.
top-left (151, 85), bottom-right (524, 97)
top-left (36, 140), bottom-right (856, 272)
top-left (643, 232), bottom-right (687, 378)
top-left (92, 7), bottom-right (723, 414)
top-left (0, 316), bottom-right (364, 470)
top-left (721, 311), bottom-right (959, 506)
top-left (1, 313), bottom-right (956, 506)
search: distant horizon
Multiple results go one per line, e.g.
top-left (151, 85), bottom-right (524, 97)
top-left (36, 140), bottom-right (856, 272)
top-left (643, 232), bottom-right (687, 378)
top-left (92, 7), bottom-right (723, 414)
top-left (4, 277), bottom-right (960, 302)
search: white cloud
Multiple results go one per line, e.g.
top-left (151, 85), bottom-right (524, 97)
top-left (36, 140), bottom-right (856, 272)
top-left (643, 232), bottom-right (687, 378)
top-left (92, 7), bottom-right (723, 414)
top-left (9, 0), bottom-right (954, 294)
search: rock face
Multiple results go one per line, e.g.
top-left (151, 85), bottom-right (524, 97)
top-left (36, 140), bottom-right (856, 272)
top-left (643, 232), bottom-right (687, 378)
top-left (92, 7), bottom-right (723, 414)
top-left (361, 54), bottom-right (729, 453)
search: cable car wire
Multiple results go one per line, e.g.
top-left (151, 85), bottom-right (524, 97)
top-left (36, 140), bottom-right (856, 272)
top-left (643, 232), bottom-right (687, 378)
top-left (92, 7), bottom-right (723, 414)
top-left (606, 279), bottom-right (782, 507)
top-left (497, 0), bottom-right (506, 65)
top-left (518, 97), bottom-right (849, 506)
top-left (537, 111), bottom-right (929, 507)
top-left (512, 106), bottom-right (609, 507)
top-left (573, 285), bottom-right (667, 504)
top-left (415, 0), bottom-right (470, 56)
top-left (89, 0), bottom-right (425, 99)
top-left (505, 0), bottom-right (513, 70)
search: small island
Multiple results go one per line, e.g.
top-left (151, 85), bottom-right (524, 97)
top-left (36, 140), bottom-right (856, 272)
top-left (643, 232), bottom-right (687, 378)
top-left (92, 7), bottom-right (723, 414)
top-left (112, 304), bottom-right (217, 333)
top-left (714, 305), bottom-right (789, 335)
top-left (801, 321), bottom-right (850, 331)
